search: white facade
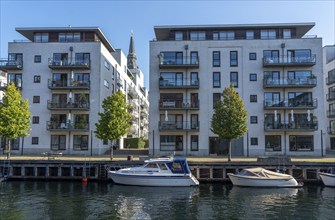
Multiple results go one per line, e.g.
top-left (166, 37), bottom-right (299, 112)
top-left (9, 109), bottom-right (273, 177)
top-left (323, 45), bottom-right (335, 153)
top-left (149, 23), bottom-right (326, 157)
top-left (0, 27), bottom-right (149, 155)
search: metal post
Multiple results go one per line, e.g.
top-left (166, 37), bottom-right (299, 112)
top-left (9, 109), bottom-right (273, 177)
top-left (246, 132), bottom-right (249, 157)
top-left (152, 130), bottom-right (155, 156)
top-left (90, 130), bottom-right (93, 156)
top-left (321, 130), bottom-right (324, 157)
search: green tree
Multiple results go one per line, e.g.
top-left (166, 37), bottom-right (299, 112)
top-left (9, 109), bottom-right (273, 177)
top-left (211, 84), bottom-right (248, 161)
top-left (95, 91), bottom-right (131, 160)
top-left (0, 83), bottom-right (31, 159)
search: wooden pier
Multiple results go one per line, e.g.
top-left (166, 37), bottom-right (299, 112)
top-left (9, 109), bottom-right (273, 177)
top-left (1, 156), bottom-right (334, 184)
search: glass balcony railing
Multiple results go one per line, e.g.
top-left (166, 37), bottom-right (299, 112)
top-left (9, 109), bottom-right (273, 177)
top-left (159, 56), bottom-right (199, 68)
top-left (159, 99), bottom-right (199, 110)
top-left (159, 121), bottom-right (199, 131)
top-left (327, 92), bottom-right (335, 102)
top-left (264, 121), bottom-right (318, 131)
top-left (0, 58), bottom-right (23, 71)
top-left (263, 55), bottom-right (316, 67)
top-left (263, 77), bottom-right (316, 88)
top-left (46, 121), bottom-right (89, 131)
top-left (159, 78), bottom-right (199, 89)
top-left (48, 79), bottom-right (90, 90)
top-left (48, 58), bottom-right (90, 69)
top-left (327, 110), bottom-right (335, 118)
top-left (47, 100), bottom-right (90, 110)
top-left (263, 99), bottom-right (317, 109)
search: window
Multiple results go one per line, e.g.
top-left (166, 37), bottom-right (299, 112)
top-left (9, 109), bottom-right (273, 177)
top-left (103, 139), bottom-right (108, 145)
top-left (34, 55), bottom-right (41, 63)
top-left (263, 50), bottom-right (279, 63)
top-left (250, 116), bottom-right (258, 124)
top-left (213, 51), bottom-right (220, 67)
top-left (249, 53), bottom-right (256, 60)
top-left (265, 135), bottom-right (281, 151)
top-left (261, 29), bottom-right (276, 39)
top-left (34, 33), bottom-right (49, 42)
top-left (32, 116), bottom-right (39, 124)
top-left (287, 49), bottom-right (312, 63)
top-left (190, 31), bottom-right (205, 40)
top-left (175, 31), bottom-right (183, 40)
top-left (32, 137), bottom-right (39, 145)
top-left (1, 137), bottom-right (20, 150)
top-left (289, 135), bottom-right (313, 151)
top-left (213, 72), bottom-right (221, 88)
top-left (264, 92), bottom-right (280, 108)
top-left (246, 31), bottom-right (254, 39)
top-left (288, 92), bottom-right (312, 107)
top-left (160, 135), bottom-right (183, 151)
top-left (191, 135), bottom-right (199, 151)
top-left (160, 52), bottom-right (183, 65)
top-left (213, 93), bottom-right (221, 109)
top-left (104, 79), bottom-right (109, 88)
top-left (249, 74), bottom-right (257, 81)
top-left (230, 51), bottom-right (238, 66)
top-left (219, 31), bottom-right (235, 40)
top-left (51, 135), bottom-right (66, 150)
top-left (7, 73), bottom-right (22, 88)
top-left (230, 72), bottom-right (238, 87)
top-left (283, 29), bottom-right (291, 39)
top-left (250, 95), bottom-right (257, 103)
top-left (75, 53), bottom-right (90, 65)
top-left (73, 135), bottom-right (88, 150)
top-left (59, 32), bottom-right (80, 42)
top-left (190, 51), bottom-right (198, 65)
top-left (33, 96), bottom-right (40, 103)
top-left (104, 59), bottom-right (110, 70)
top-left (74, 114), bottom-right (89, 129)
top-left (250, 138), bottom-right (258, 145)
top-left (34, 75), bottom-right (41, 83)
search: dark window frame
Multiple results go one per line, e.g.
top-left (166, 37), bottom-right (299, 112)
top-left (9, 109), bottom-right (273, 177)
top-left (34, 75), bottom-right (41, 83)
top-left (230, 51), bottom-right (238, 66)
top-left (251, 137), bottom-right (258, 145)
top-left (230, 72), bottom-right (238, 87)
top-left (34, 55), bottom-right (41, 63)
top-left (213, 72), bottom-right (221, 88)
top-left (250, 116), bottom-right (258, 124)
top-left (250, 95), bottom-right (257, 103)
top-left (32, 116), bottom-right (39, 124)
top-left (212, 51), bottom-right (220, 67)
top-left (32, 137), bottom-right (39, 145)
top-left (33, 96), bottom-right (40, 103)
top-left (249, 53), bottom-right (257, 60)
top-left (249, 73), bottom-right (257, 81)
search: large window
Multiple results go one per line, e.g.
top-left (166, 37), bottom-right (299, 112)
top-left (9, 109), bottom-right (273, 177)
top-left (51, 135), bottom-right (66, 150)
top-left (34, 33), bottom-right (49, 42)
top-left (73, 135), bottom-right (88, 151)
top-left (1, 137), bottom-right (19, 150)
top-left (283, 29), bottom-right (291, 39)
top-left (160, 52), bottom-right (183, 65)
top-left (213, 72), bottom-right (221, 88)
top-left (260, 29), bottom-right (276, 39)
top-left (213, 31), bottom-right (235, 40)
top-left (264, 92), bottom-right (280, 107)
top-left (160, 72), bottom-right (183, 86)
top-left (289, 135), bottom-right (313, 151)
top-left (213, 51), bottom-right (220, 67)
top-left (263, 50), bottom-right (279, 63)
top-left (246, 31), bottom-right (254, 39)
top-left (287, 49), bottom-right (312, 62)
top-left (190, 31), bottom-right (205, 40)
top-left (264, 71), bottom-right (280, 85)
top-left (213, 93), bottom-right (221, 109)
top-left (8, 73), bottom-right (22, 88)
top-left (288, 92), bottom-right (312, 107)
top-left (230, 51), bottom-right (238, 66)
top-left (191, 135), bottom-right (199, 151)
top-left (230, 72), bottom-right (238, 87)
top-left (59, 32), bottom-right (80, 42)
top-left (75, 53), bottom-right (90, 64)
top-left (265, 135), bottom-right (281, 151)
top-left (53, 53), bottom-right (68, 64)
top-left (175, 31), bottom-right (183, 40)
top-left (160, 135), bottom-right (183, 151)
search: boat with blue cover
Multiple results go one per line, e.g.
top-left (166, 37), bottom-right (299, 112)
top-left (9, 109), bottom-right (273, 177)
top-left (108, 157), bottom-right (199, 186)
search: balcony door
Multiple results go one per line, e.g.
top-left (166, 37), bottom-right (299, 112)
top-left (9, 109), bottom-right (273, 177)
top-left (53, 73), bottom-right (68, 87)
top-left (264, 92), bottom-right (280, 107)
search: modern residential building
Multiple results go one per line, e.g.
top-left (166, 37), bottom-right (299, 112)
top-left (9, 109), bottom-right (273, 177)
top-left (0, 27), bottom-right (149, 155)
top-left (0, 71), bottom-right (6, 102)
top-left (323, 45), bottom-right (335, 153)
top-left (149, 22), bottom-right (326, 157)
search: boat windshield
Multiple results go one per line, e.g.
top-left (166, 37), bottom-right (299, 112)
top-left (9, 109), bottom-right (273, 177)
top-left (159, 163), bottom-right (168, 170)
top-left (144, 163), bottom-right (158, 169)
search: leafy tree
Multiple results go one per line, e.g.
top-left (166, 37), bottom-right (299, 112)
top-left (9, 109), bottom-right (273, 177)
top-left (0, 83), bottom-right (31, 159)
top-left (95, 91), bottom-right (131, 160)
top-left (211, 84), bottom-right (248, 161)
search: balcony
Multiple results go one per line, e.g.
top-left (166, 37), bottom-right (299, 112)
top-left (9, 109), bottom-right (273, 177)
top-left (263, 99), bottom-right (317, 110)
top-left (159, 56), bottom-right (199, 69)
top-left (128, 86), bottom-right (138, 99)
top-left (327, 92), bottom-right (335, 102)
top-left (328, 126), bottom-right (335, 134)
top-left (0, 81), bottom-right (22, 90)
top-left (47, 101), bottom-right (90, 111)
top-left (0, 58), bottom-right (23, 71)
top-left (159, 121), bottom-right (199, 131)
top-left (264, 121), bottom-right (318, 132)
top-left (263, 77), bottom-right (316, 88)
top-left (326, 76), bottom-right (335, 85)
top-left (327, 110), bottom-right (335, 118)
top-left (48, 79), bottom-right (90, 90)
top-left (46, 121), bottom-right (89, 131)
top-left (159, 78), bottom-right (199, 89)
top-left (48, 58), bottom-right (90, 70)
top-left (159, 99), bottom-right (199, 110)
top-left (263, 55), bottom-right (316, 67)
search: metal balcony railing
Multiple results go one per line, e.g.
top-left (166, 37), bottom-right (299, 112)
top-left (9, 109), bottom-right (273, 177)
top-left (159, 99), bottom-right (199, 110)
top-left (48, 79), bottom-right (90, 90)
top-left (264, 121), bottom-right (318, 131)
top-left (47, 100), bottom-right (90, 110)
top-left (46, 121), bottom-right (89, 131)
top-left (327, 92), bottom-right (335, 102)
top-left (263, 77), bottom-right (316, 88)
top-left (48, 58), bottom-right (90, 69)
top-left (263, 99), bottom-right (317, 109)
top-left (263, 55), bottom-right (316, 67)
top-left (0, 58), bottom-right (23, 71)
top-left (328, 126), bottom-right (335, 134)
top-left (159, 78), bottom-right (199, 89)
top-left (327, 110), bottom-right (335, 118)
top-left (159, 56), bottom-right (199, 68)
top-left (159, 121), bottom-right (199, 131)
top-left (326, 76), bottom-right (335, 85)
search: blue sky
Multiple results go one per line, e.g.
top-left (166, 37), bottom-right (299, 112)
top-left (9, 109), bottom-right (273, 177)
top-left (1, 0), bottom-right (334, 88)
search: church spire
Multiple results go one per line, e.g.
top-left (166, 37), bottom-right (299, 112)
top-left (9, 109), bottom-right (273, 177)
top-left (127, 31), bottom-right (137, 69)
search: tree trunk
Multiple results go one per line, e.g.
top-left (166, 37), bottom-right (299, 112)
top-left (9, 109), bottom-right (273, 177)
top-left (6, 139), bottom-right (11, 160)
top-left (228, 139), bottom-right (232, 162)
top-left (110, 140), bottom-right (114, 160)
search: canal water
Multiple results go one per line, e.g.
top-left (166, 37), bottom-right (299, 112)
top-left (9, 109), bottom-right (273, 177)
top-left (0, 181), bottom-right (334, 220)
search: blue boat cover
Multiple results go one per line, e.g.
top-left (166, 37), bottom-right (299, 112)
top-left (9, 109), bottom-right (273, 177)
top-left (165, 158), bottom-right (191, 174)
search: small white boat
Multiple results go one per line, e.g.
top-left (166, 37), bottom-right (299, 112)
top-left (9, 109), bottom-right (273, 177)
top-left (108, 157), bottom-right (199, 187)
top-left (319, 172), bottom-right (335, 187)
top-left (227, 167), bottom-right (301, 188)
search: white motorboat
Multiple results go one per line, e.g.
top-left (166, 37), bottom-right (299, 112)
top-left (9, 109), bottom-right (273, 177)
top-left (319, 172), bottom-right (335, 187)
top-left (108, 157), bottom-right (199, 187)
top-left (227, 167), bottom-right (301, 188)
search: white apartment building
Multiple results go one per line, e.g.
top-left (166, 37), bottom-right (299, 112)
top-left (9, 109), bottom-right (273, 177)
top-left (149, 23), bottom-right (326, 157)
top-left (323, 45), bottom-right (335, 153)
top-left (0, 27), bottom-right (149, 155)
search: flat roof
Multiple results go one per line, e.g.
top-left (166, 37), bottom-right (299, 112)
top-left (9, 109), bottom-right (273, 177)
top-left (15, 27), bottom-right (115, 52)
top-left (154, 22), bottom-right (315, 40)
